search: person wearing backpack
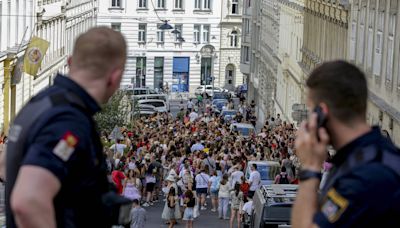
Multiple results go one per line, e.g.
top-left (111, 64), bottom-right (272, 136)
top-left (274, 166), bottom-right (292, 184)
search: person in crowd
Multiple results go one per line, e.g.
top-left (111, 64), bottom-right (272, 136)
top-left (218, 174), bottom-right (230, 220)
top-left (195, 168), bottom-right (210, 210)
top-left (143, 166), bottom-right (157, 207)
top-left (123, 169), bottom-right (142, 201)
top-left (230, 183), bottom-right (244, 228)
top-left (239, 175), bottom-right (250, 198)
top-left (130, 199), bottom-right (146, 228)
top-left (112, 164), bottom-right (126, 195)
top-left (241, 195), bottom-right (253, 228)
top-left (209, 170), bottom-right (221, 212)
top-left (248, 164), bottom-right (261, 198)
top-left (110, 138), bottom-right (127, 156)
top-left (274, 166), bottom-right (292, 184)
top-left (166, 187), bottom-right (178, 228)
top-left (187, 99), bottom-right (194, 112)
top-left (183, 190), bottom-right (196, 228)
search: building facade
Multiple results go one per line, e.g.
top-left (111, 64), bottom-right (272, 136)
top-left (98, 0), bottom-right (222, 94)
top-left (275, 0), bottom-right (304, 122)
top-left (240, 0), bottom-right (280, 125)
top-left (0, 0), bottom-right (97, 133)
top-left (219, 0), bottom-right (244, 91)
top-left (349, 0), bottom-right (400, 144)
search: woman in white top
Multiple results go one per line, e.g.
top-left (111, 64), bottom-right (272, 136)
top-left (218, 174), bottom-right (230, 220)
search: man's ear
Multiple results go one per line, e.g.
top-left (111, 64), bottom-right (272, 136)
top-left (67, 56), bottom-right (72, 67)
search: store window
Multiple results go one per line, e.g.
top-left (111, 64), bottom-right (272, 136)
top-left (172, 57), bottom-right (190, 92)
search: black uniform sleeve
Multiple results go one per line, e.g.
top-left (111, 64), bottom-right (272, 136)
top-left (314, 163), bottom-right (400, 228)
top-left (22, 110), bottom-right (92, 182)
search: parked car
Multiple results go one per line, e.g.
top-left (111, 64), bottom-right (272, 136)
top-left (212, 99), bottom-right (229, 113)
top-left (221, 109), bottom-right (237, 122)
top-left (137, 104), bottom-right (157, 116)
top-left (138, 99), bottom-right (168, 112)
top-left (194, 85), bottom-right (229, 97)
top-left (133, 94), bottom-right (170, 110)
top-left (245, 161), bottom-right (281, 186)
top-left (213, 92), bottom-right (231, 100)
top-left (229, 122), bottom-right (255, 137)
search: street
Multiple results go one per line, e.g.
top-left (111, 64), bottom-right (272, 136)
top-left (144, 197), bottom-right (231, 227)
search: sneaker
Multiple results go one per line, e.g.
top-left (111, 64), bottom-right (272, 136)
top-left (204, 202), bottom-right (208, 206)
top-left (206, 195), bottom-right (210, 199)
top-left (211, 209), bottom-right (217, 212)
top-left (142, 202), bottom-right (150, 207)
top-left (201, 206), bottom-right (207, 210)
top-left (150, 202), bottom-right (154, 206)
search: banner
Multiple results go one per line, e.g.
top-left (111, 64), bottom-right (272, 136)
top-left (23, 36), bottom-right (50, 76)
top-left (11, 57), bottom-right (24, 85)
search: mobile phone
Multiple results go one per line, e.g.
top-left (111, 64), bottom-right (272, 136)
top-left (313, 105), bottom-right (327, 141)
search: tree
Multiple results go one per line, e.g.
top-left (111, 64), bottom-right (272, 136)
top-left (94, 90), bottom-right (129, 133)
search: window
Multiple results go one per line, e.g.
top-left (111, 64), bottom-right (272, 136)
top-left (231, 0), bottom-right (239, 14)
top-left (194, 0), bottom-right (201, 9)
top-left (230, 31), bottom-right (239, 47)
top-left (174, 24), bottom-right (183, 41)
top-left (202, 25), bottom-right (210, 43)
top-left (373, 12), bottom-right (384, 76)
top-left (138, 23), bottom-right (147, 42)
top-left (154, 57), bottom-right (164, 90)
top-left (172, 57), bottom-right (190, 92)
top-left (244, 19), bottom-right (250, 35)
top-left (174, 0), bottom-right (183, 9)
top-left (136, 57), bottom-right (146, 87)
top-left (111, 0), bottom-right (121, 7)
top-left (157, 0), bottom-right (165, 8)
top-left (225, 64), bottom-right (235, 86)
top-left (201, 57), bottom-right (212, 85)
top-left (111, 23), bottom-right (121, 32)
top-left (194, 0), bottom-right (210, 10)
top-left (193, 25), bottom-right (200, 43)
top-left (386, 14), bottom-right (396, 82)
top-left (157, 24), bottom-right (165, 42)
top-left (243, 46), bottom-right (250, 63)
top-left (138, 0), bottom-right (147, 8)
top-left (203, 0), bottom-right (210, 10)
top-left (367, 28), bottom-right (373, 69)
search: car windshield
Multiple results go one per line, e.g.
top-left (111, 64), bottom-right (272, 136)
top-left (142, 101), bottom-right (164, 107)
top-left (213, 93), bottom-right (230, 99)
top-left (247, 164), bottom-right (279, 181)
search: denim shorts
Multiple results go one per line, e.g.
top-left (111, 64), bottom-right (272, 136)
top-left (183, 207), bottom-right (194, 221)
top-left (196, 188), bottom-right (208, 195)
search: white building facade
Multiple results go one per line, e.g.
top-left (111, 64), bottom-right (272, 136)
top-left (349, 0), bottom-right (400, 144)
top-left (275, 0), bottom-right (304, 122)
top-left (97, 0), bottom-right (222, 94)
top-left (0, 0), bottom-right (98, 132)
top-left (219, 0), bottom-right (244, 91)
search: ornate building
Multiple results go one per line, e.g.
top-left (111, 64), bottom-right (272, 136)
top-left (275, 0), bottom-right (304, 122)
top-left (349, 0), bottom-right (400, 144)
top-left (219, 0), bottom-right (244, 91)
top-left (0, 0), bottom-right (98, 132)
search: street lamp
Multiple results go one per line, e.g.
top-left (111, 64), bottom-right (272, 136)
top-left (159, 20), bottom-right (173, 30)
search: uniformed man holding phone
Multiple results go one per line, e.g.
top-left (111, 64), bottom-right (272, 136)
top-left (292, 61), bottom-right (400, 228)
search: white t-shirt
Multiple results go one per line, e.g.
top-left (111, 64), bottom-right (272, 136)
top-left (242, 200), bottom-right (253, 215)
top-left (189, 112), bottom-right (199, 122)
top-left (195, 173), bottom-right (210, 189)
top-left (230, 170), bottom-right (244, 189)
top-left (110, 143), bottom-right (127, 155)
top-left (249, 170), bottom-right (261, 191)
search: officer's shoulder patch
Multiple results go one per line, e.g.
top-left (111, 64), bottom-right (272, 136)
top-left (53, 131), bottom-right (79, 162)
top-left (321, 188), bottom-right (349, 223)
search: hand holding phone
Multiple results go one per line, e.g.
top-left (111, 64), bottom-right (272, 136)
top-left (313, 105), bottom-right (327, 141)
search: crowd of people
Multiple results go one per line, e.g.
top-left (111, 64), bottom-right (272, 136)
top-left (103, 97), bottom-right (302, 228)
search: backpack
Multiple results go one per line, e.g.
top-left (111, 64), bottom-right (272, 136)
top-left (279, 174), bottom-right (289, 184)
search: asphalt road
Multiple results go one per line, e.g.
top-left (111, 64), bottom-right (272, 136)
top-left (144, 197), bottom-right (233, 228)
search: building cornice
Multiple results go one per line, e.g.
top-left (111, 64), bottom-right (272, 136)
top-left (304, 0), bottom-right (349, 26)
top-left (277, 0), bottom-right (304, 12)
top-left (369, 90), bottom-right (400, 123)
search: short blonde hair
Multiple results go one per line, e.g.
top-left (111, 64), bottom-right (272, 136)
top-left (71, 27), bottom-right (127, 76)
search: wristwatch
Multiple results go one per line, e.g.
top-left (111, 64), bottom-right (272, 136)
top-left (299, 169), bottom-right (322, 181)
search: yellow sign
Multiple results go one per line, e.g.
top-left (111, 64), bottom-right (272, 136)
top-left (23, 36), bottom-right (49, 76)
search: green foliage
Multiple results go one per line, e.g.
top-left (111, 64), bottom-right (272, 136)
top-left (94, 90), bottom-right (129, 133)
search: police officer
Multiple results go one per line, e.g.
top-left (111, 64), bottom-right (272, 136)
top-left (292, 61), bottom-right (400, 228)
top-left (7, 27), bottom-right (127, 227)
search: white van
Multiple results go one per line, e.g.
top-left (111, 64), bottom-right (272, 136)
top-left (138, 99), bottom-right (168, 113)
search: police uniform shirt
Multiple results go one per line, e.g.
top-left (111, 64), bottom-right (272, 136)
top-left (21, 74), bottom-right (109, 227)
top-left (314, 127), bottom-right (400, 228)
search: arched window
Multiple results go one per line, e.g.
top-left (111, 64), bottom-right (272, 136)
top-left (225, 64), bottom-right (235, 87)
top-left (230, 31), bottom-right (239, 47)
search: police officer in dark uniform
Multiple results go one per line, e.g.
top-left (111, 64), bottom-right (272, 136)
top-left (6, 27), bottom-right (127, 228)
top-left (292, 61), bottom-right (400, 228)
